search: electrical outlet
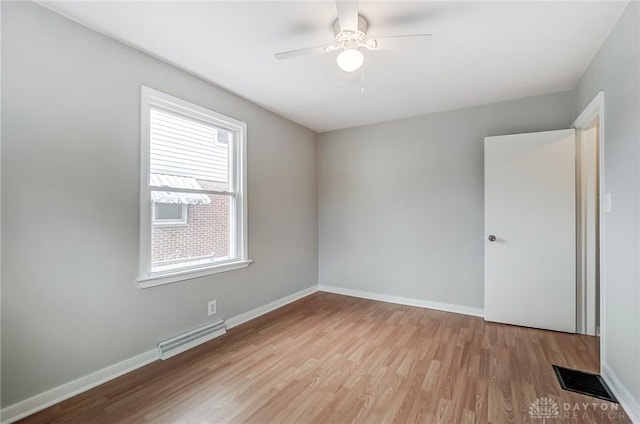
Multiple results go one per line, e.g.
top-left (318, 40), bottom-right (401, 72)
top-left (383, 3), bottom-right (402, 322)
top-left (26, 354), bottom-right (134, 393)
top-left (207, 300), bottom-right (217, 316)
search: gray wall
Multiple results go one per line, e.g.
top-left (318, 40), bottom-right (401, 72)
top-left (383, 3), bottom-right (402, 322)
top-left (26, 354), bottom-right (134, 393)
top-left (575, 1), bottom-right (640, 405)
top-left (318, 91), bottom-right (575, 309)
top-left (1, 2), bottom-right (317, 407)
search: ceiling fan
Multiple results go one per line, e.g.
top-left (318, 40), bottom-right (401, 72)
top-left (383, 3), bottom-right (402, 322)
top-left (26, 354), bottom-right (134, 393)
top-left (275, 0), bottom-right (433, 73)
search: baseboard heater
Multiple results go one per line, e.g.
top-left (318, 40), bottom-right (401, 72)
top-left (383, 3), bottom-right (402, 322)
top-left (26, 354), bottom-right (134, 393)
top-left (158, 320), bottom-right (227, 360)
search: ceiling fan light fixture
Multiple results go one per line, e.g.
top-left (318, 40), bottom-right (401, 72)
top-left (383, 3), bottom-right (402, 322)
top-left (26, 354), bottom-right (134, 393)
top-left (336, 48), bottom-right (364, 72)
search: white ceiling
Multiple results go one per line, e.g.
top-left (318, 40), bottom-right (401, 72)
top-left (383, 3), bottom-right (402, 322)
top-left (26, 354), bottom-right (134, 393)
top-left (41, 1), bottom-right (628, 132)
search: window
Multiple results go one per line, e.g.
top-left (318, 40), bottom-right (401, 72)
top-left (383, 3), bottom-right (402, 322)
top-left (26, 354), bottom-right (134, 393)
top-left (136, 86), bottom-right (250, 288)
top-left (152, 203), bottom-right (187, 226)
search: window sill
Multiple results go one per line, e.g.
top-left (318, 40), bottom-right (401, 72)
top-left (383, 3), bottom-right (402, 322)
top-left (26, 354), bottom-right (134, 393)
top-left (135, 260), bottom-right (253, 288)
top-left (152, 222), bottom-right (188, 228)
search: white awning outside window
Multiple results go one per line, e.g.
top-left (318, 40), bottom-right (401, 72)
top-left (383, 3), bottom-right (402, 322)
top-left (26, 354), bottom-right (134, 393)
top-left (150, 173), bottom-right (211, 205)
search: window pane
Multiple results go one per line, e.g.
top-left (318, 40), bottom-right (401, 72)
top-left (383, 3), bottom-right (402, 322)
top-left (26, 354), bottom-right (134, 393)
top-left (155, 203), bottom-right (183, 220)
top-left (151, 191), bottom-right (233, 273)
top-left (149, 108), bottom-right (232, 192)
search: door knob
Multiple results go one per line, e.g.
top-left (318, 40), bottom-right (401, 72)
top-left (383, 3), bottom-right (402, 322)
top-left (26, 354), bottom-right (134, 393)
top-left (488, 235), bottom-right (497, 242)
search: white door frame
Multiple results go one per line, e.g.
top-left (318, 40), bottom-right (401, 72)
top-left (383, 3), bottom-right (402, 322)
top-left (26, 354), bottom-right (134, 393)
top-left (573, 92), bottom-right (605, 346)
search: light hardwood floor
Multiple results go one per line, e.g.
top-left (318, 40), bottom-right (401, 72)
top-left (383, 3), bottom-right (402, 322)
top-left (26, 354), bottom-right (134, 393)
top-left (20, 292), bottom-right (629, 423)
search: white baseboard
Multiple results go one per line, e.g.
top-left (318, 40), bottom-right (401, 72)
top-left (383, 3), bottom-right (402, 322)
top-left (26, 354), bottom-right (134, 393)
top-left (601, 363), bottom-right (640, 424)
top-left (318, 285), bottom-right (484, 318)
top-left (226, 285), bottom-right (318, 329)
top-left (0, 284), bottom-right (318, 424)
top-left (0, 349), bottom-right (159, 424)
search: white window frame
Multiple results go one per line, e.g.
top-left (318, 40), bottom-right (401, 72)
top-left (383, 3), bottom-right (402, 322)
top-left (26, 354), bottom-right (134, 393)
top-left (136, 86), bottom-right (251, 288)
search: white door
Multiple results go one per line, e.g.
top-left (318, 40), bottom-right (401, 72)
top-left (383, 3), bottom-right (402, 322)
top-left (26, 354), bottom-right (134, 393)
top-left (484, 129), bottom-right (576, 333)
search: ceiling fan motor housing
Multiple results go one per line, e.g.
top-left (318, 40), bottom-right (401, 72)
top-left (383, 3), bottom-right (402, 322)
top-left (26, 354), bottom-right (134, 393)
top-left (333, 15), bottom-right (369, 45)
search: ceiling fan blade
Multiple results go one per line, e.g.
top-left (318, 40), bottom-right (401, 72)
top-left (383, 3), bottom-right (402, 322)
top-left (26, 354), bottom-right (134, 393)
top-left (275, 45), bottom-right (337, 60)
top-left (335, 0), bottom-right (359, 33)
top-left (366, 34), bottom-right (433, 50)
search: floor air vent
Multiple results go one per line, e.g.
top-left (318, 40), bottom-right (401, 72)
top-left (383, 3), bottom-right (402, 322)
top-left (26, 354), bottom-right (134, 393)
top-left (553, 365), bottom-right (618, 402)
top-left (158, 320), bottom-right (226, 360)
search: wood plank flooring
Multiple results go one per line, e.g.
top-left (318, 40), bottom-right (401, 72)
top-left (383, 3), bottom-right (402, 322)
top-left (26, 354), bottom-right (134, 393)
top-left (19, 292), bottom-right (630, 423)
